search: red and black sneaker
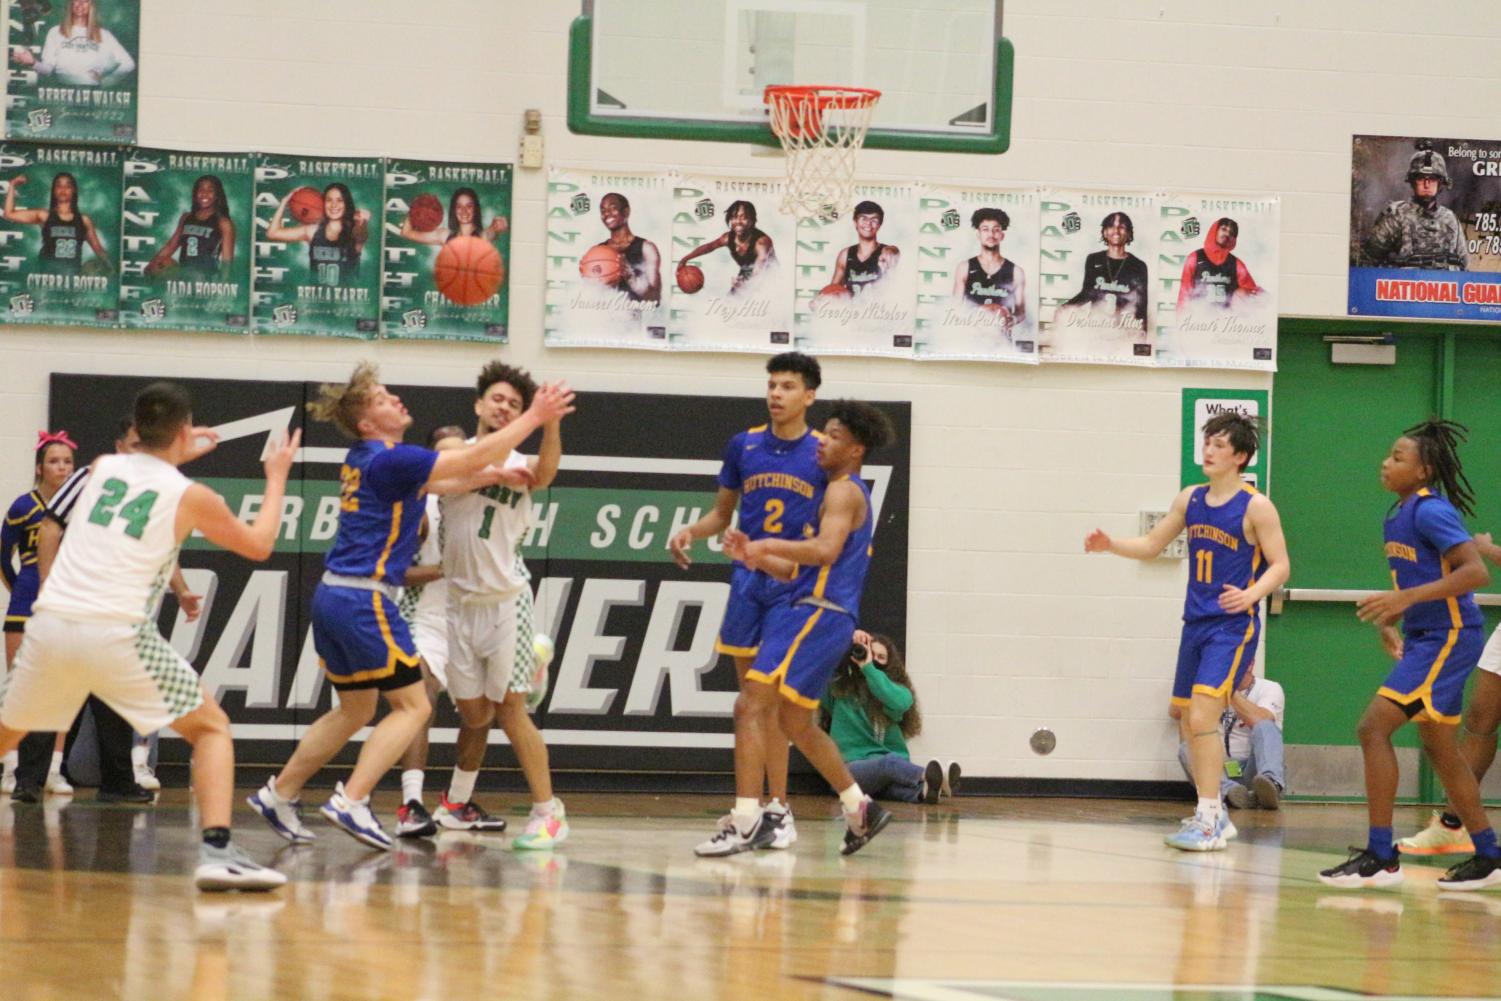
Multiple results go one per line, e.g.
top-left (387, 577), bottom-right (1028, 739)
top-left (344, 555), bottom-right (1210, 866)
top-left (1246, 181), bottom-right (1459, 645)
top-left (434, 795), bottom-right (508, 832)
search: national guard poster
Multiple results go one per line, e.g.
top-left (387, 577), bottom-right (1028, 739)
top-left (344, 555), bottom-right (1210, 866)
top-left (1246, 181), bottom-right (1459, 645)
top-left (1155, 193), bottom-right (1278, 371)
top-left (382, 158), bottom-right (512, 342)
top-left (792, 180), bottom-right (917, 358)
top-left (545, 167), bottom-right (672, 350)
top-left (1039, 189), bottom-right (1156, 366)
top-left (0, 141), bottom-right (120, 328)
top-left (668, 174), bottom-right (795, 353)
top-left (120, 148), bottom-right (253, 333)
top-left (1349, 134), bottom-right (1501, 321)
top-left (5, 0), bottom-right (139, 143)
top-left (914, 185), bottom-right (1040, 364)
top-left (252, 154), bottom-right (382, 338)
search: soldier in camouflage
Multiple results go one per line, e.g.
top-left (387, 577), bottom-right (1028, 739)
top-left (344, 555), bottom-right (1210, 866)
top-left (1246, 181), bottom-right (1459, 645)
top-left (1363, 144), bottom-right (1468, 270)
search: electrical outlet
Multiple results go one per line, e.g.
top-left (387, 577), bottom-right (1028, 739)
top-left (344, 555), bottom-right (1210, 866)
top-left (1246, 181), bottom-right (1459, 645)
top-left (519, 133), bottom-right (544, 169)
top-left (1139, 510), bottom-right (1188, 559)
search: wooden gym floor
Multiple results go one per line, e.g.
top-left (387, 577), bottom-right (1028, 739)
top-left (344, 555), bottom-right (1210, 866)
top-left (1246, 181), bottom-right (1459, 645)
top-left (2, 792), bottom-right (1499, 1001)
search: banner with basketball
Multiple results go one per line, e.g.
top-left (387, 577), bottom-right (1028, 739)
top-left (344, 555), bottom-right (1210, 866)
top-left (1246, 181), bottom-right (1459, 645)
top-left (1038, 190), bottom-right (1157, 366)
top-left (381, 158), bottom-right (511, 342)
top-left (792, 180), bottom-right (918, 357)
top-left (1154, 193), bottom-right (1279, 370)
top-left (667, 174), bottom-right (796, 352)
top-left (544, 167), bottom-right (673, 349)
top-left (0, 142), bottom-right (121, 328)
top-left (4, 0), bottom-right (139, 143)
top-left (914, 185), bottom-right (1040, 364)
top-left (50, 373), bottom-right (912, 782)
top-left (251, 154), bottom-right (382, 338)
top-left (118, 148), bottom-right (253, 334)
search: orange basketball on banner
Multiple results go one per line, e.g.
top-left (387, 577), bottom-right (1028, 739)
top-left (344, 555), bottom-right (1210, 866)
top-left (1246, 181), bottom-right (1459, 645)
top-left (434, 235), bottom-right (505, 307)
top-left (408, 193), bottom-right (444, 232)
top-left (818, 282), bottom-right (851, 299)
top-left (288, 186), bottom-right (324, 225)
top-left (676, 263), bottom-right (704, 294)
top-left (579, 244), bottom-right (624, 285)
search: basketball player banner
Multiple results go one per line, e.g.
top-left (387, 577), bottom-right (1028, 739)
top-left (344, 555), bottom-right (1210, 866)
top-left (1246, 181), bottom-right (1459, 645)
top-left (914, 185), bottom-right (1040, 363)
top-left (545, 167), bottom-right (673, 350)
top-left (1349, 134), bottom-right (1501, 322)
top-left (251, 153), bottom-right (383, 338)
top-left (118, 148), bottom-right (254, 333)
top-left (1039, 189), bottom-right (1157, 366)
top-left (4, 0), bottom-right (139, 143)
top-left (792, 180), bottom-right (918, 358)
top-left (0, 141), bottom-right (121, 328)
top-left (381, 157), bottom-right (511, 342)
top-left (50, 374), bottom-right (911, 778)
top-left (1154, 193), bottom-right (1279, 371)
top-left (667, 173), bottom-right (797, 352)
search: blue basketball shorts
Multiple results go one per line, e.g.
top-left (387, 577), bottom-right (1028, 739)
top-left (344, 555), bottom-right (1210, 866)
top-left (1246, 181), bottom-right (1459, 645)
top-left (1171, 614), bottom-right (1261, 706)
top-left (745, 601), bottom-right (855, 708)
top-left (716, 565), bottom-right (793, 658)
top-left (1379, 625), bottom-right (1484, 724)
top-left (311, 582), bottom-right (423, 691)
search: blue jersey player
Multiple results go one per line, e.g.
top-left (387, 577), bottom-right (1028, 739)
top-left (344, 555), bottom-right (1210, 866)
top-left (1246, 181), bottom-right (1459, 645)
top-left (700, 401), bottom-right (897, 858)
top-left (1320, 420), bottom-right (1501, 891)
top-left (670, 352), bottom-right (826, 849)
top-left (1085, 413), bottom-right (1290, 852)
top-left (250, 362), bottom-right (574, 851)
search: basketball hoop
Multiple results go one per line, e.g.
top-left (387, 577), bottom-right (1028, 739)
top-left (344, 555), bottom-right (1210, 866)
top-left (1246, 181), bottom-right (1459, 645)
top-left (763, 85), bottom-right (880, 222)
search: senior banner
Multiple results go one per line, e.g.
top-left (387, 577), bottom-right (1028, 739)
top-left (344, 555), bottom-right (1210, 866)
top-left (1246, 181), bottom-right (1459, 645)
top-left (792, 181), bottom-right (918, 358)
top-left (1155, 193), bottom-right (1278, 370)
top-left (1349, 134), bottom-right (1501, 321)
top-left (119, 148), bottom-right (254, 333)
top-left (914, 185), bottom-right (1040, 363)
top-left (667, 174), bottom-right (796, 352)
top-left (251, 153), bottom-right (383, 338)
top-left (5, 0), bottom-right (139, 142)
top-left (0, 141), bottom-right (120, 327)
top-left (1038, 189), bottom-right (1156, 366)
top-left (545, 167), bottom-right (673, 349)
top-left (51, 373), bottom-right (912, 778)
top-left (381, 158), bottom-right (512, 342)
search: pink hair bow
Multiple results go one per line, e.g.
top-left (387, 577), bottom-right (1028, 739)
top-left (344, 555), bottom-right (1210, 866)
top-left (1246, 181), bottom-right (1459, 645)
top-left (36, 430), bottom-right (77, 451)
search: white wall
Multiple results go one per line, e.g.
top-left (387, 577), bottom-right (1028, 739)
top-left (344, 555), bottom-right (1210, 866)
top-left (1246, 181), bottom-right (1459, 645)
top-left (4, 0), bottom-right (1495, 781)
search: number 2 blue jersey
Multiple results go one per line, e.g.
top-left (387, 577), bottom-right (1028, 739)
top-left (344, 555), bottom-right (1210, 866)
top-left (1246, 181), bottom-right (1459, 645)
top-left (324, 439), bottom-right (438, 586)
top-left (717, 425), bottom-right (827, 559)
top-left (1183, 484), bottom-right (1262, 623)
top-left (1384, 488), bottom-right (1483, 632)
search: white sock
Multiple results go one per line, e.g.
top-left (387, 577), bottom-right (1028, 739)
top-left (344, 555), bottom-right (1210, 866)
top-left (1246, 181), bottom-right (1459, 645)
top-left (401, 769), bottom-right (424, 805)
top-left (531, 797), bottom-right (557, 818)
top-left (131, 743), bottom-right (149, 768)
top-left (763, 798), bottom-right (786, 813)
top-left (448, 768), bottom-right (478, 805)
top-left (732, 796), bottom-right (760, 832)
top-left (48, 750), bottom-right (63, 774)
top-left (3, 750), bottom-right (16, 772)
top-left (838, 784), bottom-right (865, 813)
top-left (1197, 796), bottom-right (1222, 822)
top-left (265, 775), bottom-right (290, 804)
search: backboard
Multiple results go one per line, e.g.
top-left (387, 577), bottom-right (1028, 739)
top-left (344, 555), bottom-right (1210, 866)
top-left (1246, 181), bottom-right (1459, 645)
top-left (568, 0), bottom-right (1012, 154)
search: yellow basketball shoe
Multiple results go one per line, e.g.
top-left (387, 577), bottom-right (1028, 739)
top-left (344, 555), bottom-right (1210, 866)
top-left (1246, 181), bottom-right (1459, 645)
top-left (1398, 811), bottom-right (1473, 856)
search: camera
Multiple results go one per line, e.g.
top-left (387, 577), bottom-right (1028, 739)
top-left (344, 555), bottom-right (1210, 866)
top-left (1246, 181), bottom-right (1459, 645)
top-left (848, 641), bottom-right (868, 665)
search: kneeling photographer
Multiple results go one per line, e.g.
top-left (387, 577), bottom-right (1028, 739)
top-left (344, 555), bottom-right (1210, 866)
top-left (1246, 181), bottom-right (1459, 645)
top-left (820, 629), bottom-right (955, 804)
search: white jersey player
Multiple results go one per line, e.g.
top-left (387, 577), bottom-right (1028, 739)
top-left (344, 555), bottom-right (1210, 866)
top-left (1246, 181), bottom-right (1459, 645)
top-left (0, 382), bottom-right (298, 891)
top-left (432, 362), bottom-right (567, 849)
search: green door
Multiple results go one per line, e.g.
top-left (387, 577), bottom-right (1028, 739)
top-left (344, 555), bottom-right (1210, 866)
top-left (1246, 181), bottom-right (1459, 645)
top-left (1270, 321), bottom-right (1501, 797)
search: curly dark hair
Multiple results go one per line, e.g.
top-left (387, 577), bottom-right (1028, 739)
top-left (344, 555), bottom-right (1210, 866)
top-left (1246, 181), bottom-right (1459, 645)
top-left (827, 633), bottom-right (921, 739)
top-left (827, 400), bottom-right (896, 453)
top-left (767, 351), bottom-right (821, 390)
top-left (475, 360), bottom-right (536, 410)
top-left (1201, 412), bottom-right (1262, 472)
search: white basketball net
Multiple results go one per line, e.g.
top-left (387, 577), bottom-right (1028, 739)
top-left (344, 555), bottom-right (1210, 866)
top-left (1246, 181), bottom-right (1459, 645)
top-left (764, 86), bottom-right (880, 222)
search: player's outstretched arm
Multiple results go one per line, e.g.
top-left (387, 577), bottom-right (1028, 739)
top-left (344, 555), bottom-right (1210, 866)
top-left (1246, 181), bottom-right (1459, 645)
top-left (1084, 487), bottom-right (1190, 560)
top-left (179, 429), bottom-right (301, 561)
top-left (1357, 539), bottom-right (1489, 626)
top-left (1218, 494), bottom-right (1290, 614)
top-left (1473, 531), bottom-right (1501, 566)
top-left (429, 383), bottom-right (574, 485)
top-left (669, 486), bottom-right (737, 569)
top-left (531, 416), bottom-right (562, 490)
top-left (750, 479), bottom-right (862, 568)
